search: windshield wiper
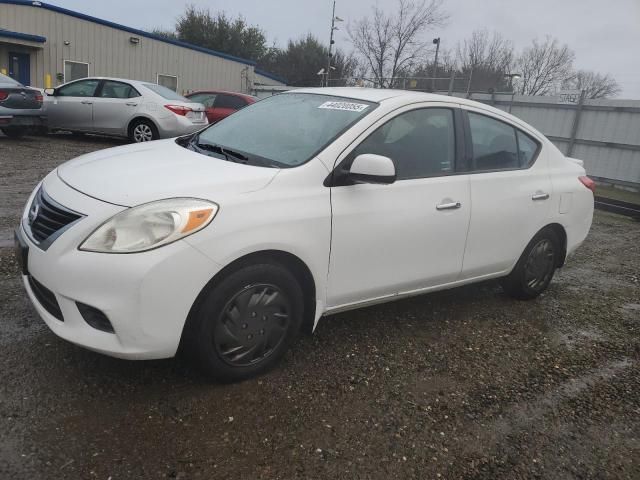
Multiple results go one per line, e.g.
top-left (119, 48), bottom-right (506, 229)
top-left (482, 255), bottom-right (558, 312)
top-left (194, 141), bottom-right (248, 163)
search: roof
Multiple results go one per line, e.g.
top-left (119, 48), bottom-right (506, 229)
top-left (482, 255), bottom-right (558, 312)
top-left (185, 89), bottom-right (258, 100)
top-left (254, 68), bottom-right (287, 85)
top-left (0, 28), bottom-right (46, 43)
top-left (287, 87), bottom-right (531, 126)
top-left (0, 0), bottom-right (284, 83)
top-left (290, 87), bottom-right (449, 103)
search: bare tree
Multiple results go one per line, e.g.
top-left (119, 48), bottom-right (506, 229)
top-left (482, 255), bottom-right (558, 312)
top-left (456, 30), bottom-right (514, 91)
top-left (517, 37), bottom-right (575, 96)
top-left (348, 0), bottom-right (448, 88)
top-left (563, 70), bottom-right (621, 99)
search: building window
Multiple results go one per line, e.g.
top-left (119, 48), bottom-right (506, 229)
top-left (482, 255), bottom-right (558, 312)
top-left (157, 74), bottom-right (178, 92)
top-left (64, 60), bottom-right (89, 82)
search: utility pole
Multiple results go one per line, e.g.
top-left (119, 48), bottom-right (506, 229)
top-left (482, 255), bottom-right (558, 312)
top-left (431, 37), bottom-right (440, 91)
top-left (326, 1), bottom-right (339, 88)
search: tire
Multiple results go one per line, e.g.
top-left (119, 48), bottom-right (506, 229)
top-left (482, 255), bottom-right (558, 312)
top-left (1, 127), bottom-right (27, 139)
top-left (129, 119), bottom-right (158, 143)
top-left (184, 263), bottom-right (304, 382)
top-left (501, 228), bottom-right (560, 300)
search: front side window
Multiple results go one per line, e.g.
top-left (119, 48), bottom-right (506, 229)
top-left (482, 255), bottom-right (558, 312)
top-left (195, 93), bottom-right (376, 167)
top-left (468, 112), bottom-right (519, 171)
top-left (64, 60), bottom-right (89, 82)
top-left (57, 79), bottom-right (100, 97)
top-left (214, 94), bottom-right (247, 109)
top-left (188, 93), bottom-right (217, 107)
top-left (350, 108), bottom-right (456, 180)
top-left (99, 80), bottom-right (140, 99)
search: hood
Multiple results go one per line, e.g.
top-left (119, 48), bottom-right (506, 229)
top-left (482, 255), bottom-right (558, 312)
top-left (57, 139), bottom-right (279, 206)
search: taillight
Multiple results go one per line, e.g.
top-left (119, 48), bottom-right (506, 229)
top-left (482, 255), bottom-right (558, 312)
top-left (165, 104), bottom-right (192, 116)
top-left (578, 176), bottom-right (596, 193)
top-left (0, 90), bottom-right (8, 101)
top-left (35, 93), bottom-right (43, 103)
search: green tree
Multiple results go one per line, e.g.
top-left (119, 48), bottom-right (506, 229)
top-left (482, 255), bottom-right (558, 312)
top-left (259, 34), bottom-right (357, 87)
top-left (154, 6), bottom-right (268, 62)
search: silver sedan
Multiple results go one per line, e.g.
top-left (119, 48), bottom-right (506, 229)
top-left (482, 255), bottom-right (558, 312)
top-left (44, 77), bottom-right (208, 142)
top-left (0, 72), bottom-right (46, 138)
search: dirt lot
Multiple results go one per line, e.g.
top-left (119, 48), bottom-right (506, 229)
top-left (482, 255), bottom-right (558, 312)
top-left (1, 133), bottom-right (639, 479)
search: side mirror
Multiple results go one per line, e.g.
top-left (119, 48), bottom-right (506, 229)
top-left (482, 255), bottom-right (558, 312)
top-left (44, 88), bottom-right (55, 96)
top-left (349, 154), bottom-right (396, 184)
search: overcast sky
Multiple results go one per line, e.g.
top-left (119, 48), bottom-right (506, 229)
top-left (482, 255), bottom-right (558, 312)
top-left (51, 0), bottom-right (640, 98)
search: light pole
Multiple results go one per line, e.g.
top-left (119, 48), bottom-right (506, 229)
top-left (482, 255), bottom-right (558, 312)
top-left (431, 37), bottom-right (441, 91)
top-left (326, 1), bottom-right (343, 87)
top-left (505, 73), bottom-right (521, 92)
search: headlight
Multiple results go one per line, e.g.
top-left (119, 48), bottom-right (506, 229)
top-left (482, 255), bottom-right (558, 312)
top-left (79, 198), bottom-right (218, 253)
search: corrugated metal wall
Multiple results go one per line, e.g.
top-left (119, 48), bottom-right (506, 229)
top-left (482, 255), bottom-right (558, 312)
top-left (453, 92), bottom-right (640, 186)
top-left (0, 3), bottom-right (285, 93)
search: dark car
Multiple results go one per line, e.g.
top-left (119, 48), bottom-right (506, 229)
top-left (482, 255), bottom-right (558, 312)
top-left (0, 72), bottom-right (45, 138)
top-left (184, 90), bottom-right (257, 124)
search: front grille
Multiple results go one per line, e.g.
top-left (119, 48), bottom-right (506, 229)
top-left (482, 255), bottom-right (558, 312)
top-left (28, 275), bottom-right (63, 321)
top-left (28, 188), bottom-right (82, 245)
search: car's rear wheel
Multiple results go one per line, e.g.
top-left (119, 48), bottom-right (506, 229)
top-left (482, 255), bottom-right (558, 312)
top-left (1, 127), bottom-right (27, 139)
top-left (129, 119), bottom-right (158, 143)
top-left (184, 263), bottom-right (303, 382)
top-left (501, 228), bottom-right (560, 300)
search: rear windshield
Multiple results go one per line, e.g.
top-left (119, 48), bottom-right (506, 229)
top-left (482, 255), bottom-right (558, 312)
top-left (0, 72), bottom-right (21, 87)
top-left (143, 83), bottom-right (188, 101)
top-left (196, 93), bottom-right (377, 167)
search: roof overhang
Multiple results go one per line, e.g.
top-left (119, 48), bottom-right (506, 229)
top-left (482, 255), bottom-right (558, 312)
top-left (0, 29), bottom-right (46, 48)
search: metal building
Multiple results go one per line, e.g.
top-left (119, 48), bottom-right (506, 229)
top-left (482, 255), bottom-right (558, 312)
top-left (0, 0), bottom-right (286, 93)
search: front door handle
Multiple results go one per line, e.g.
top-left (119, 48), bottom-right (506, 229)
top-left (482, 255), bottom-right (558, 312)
top-left (436, 201), bottom-right (462, 211)
top-left (532, 192), bottom-right (550, 201)
top-left (80, 100), bottom-right (93, 105)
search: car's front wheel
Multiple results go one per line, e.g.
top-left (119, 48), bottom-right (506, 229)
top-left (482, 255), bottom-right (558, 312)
top-left (501, 228), bottom-right (561, 300)
top-left (184, 263), bottom-right (303, 382)
top-left (1, 127), bottom-right (27, 139)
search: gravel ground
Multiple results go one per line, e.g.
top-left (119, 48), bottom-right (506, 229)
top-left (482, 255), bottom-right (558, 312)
top-left (1, 133), bottom-right (639, 479)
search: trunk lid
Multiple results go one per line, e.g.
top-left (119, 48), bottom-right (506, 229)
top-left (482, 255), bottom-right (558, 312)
top-left (0, 87), bottom-right (42, 110)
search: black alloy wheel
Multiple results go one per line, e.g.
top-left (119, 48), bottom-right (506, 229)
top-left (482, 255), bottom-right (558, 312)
top-left (501, 228), bottom-right (560, 300)
top-left (184, 262), bottom-right (303, 382)
top-left (214, 283), bottom-right (291, 367)
top-left (523, 238), bottom-right (556, 291)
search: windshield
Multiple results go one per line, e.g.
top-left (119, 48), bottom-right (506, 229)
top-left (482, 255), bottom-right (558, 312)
top-left (143, 83), bottom-right (188, 101)
top-left (193, 93), bottom-right (377, 167)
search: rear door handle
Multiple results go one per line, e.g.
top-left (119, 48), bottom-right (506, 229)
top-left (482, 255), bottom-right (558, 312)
top-left (125, 102), bottom-right (138, 106)
top-left (532, 193), bottom-right (549, 201)
top-left (436, 201), bottom-right (462, 211)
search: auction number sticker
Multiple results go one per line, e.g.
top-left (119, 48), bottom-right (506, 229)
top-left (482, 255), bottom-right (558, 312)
top-left (318, 101), bottom-right (369, 112)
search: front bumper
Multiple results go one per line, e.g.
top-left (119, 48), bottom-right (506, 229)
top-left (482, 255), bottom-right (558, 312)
top-left (17, 173), bottom-right (222, 359)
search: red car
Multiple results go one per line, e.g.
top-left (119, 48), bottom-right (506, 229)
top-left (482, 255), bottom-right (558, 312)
top-left (184, 90), bottom-right (257, 124)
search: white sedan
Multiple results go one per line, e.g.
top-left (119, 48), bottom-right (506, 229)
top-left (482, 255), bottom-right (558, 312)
top-left (15, 88), bottom-right (594, 381)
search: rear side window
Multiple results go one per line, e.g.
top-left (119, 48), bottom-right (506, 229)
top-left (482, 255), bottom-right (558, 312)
top-left (517, 130), bottom-right (539, 167)
top-left (214, 94), bottom-right (247, 109)
top-left (99, 80), bottom-right (140, 99)
top-left (468, 112), bottom-right (519, 171)
top-left (351, 108), bottom-right (456, 180)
